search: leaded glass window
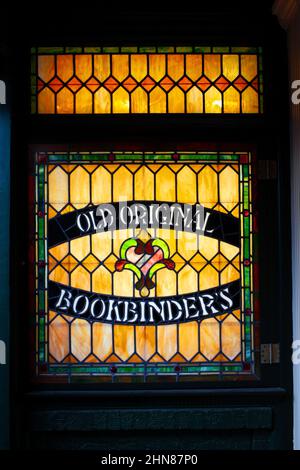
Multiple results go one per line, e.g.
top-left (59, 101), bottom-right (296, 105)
top-left (31, 46), bottom-right (263, 114)
top-left (33, 150), bottom-right (258, 382)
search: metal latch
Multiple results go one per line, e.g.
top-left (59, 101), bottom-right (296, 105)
top-left (261, 343), bottom-right (280, 364)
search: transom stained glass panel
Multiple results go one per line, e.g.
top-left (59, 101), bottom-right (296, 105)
top-left (33, 151), bottom-right (258, 382)
top-left (31, 47), bottom-right (263, 114)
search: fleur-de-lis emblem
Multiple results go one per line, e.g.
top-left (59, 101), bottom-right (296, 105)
top-left (115, 235), bottom-right (175, 297)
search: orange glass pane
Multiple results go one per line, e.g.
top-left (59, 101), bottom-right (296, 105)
top-left (34, 48), bottom-right (262, 114)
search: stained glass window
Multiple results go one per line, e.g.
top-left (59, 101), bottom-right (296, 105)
top-left (33, 150), bottom-right (259, 382)
top-left (31, 47), bottom-right (263, 114)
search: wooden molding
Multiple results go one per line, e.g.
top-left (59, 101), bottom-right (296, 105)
top-left (273, 0), bottom-right (300, 29)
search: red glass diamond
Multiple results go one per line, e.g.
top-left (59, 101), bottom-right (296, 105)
top-left (122, 76), bottom-right (138, 92)
top-left (85, 77), bottom-right (100, 92)
top-left (214, 76), bottom-right (230, 91)
top-left (67, 76), bottom-right (83, 92)
top-left (141, 76), bottom-right (156, 91)
top-left (37, 79), bottom-right (45, 91)
top-left (48, 77), bottom-right (64, 92)
top-left (103, 76), bottom-right (119, 92)
top-left (178, 76), bottom-right (193, 91)
top-left (159, 76), bottom-right (174, 91)
top-left (251, 78), bottom-right (259, 90)
top-left (196, 76), bottom-right (211, 91)
top-left (233, 76), bottom-right (248, 91)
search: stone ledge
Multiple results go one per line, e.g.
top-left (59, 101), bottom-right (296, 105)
top-left (31, 407), bottom-right (272, 432)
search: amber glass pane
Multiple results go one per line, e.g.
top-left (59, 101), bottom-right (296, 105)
top-left (33, 47), bottom-right (263, 114)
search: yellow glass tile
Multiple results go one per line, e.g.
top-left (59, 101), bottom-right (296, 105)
top-left (57, 55), bottom-right (73, 82)
top-left (220, 241), bottom-right (239, 261)
top-left (156, 268), bottom-right (177, 297)
top-left (49, 243), bottom-right (69, 262)
top-left (76, 87), bottom-right (92, 113)
top-left (49, 314), bottom-right (69, 362)
top-left (112, 54), bottom-right (129, 82)
top-left (200, 317), bottom-right (220, 360)
top-left (221, 314), bottom-right (241, 359)
top-left (131, 87), bottom-right (148, 113)
top-left (149, 54), bottom-right (166, 81)
top-left (38, 87), bottom-right (55, 114)
top-left (136, 326), bottom-right (156, 361)
top-left (222, 54), bottom-right (239, 81)
top-left (150, 86), bottom-right (166, 113)
top-left (70, 166), bottom-right (90, 207)
top-left (71, 319), bottom-right (91, 361)
top-left (168, 86), bottom-right (185, 113)
top-left (134, 166), bottom-right (154, 200)
top-left (94, 87), bottom-right (111, 113)
top-left (204, 54), bottom-right (221, 81)
top-left (92, 265), bottom-right (112, 295)
top-left (114, 325), bottom-right (134, 361)
top-left (48, 254), bottom-right (57, 272)
top-left (113, 229), bottom-right (133, 257)
top-left (242, 87), bottom-right (259, 113)
top-left (48, 207), bottom-right (57, 219)
top-left (70, 265), bottom-right (90, 291)
top-left (92, 232), bottom-right (112, 261)
top-left (49, 265), bottom-right (69, 285)
top-left (75, 54), bottom-right (92, 82)
top-left (156, 228), bottom-right (177, 255)
top-left (131, 54), bottom-right (147, 81)
top-left (199, 264), bottom-right (219, 290)
top-left (157, 324), bottom-right (177, 361)
top-left (186, 86), bottom-right (203, 113)
top-left (113, 270), bottom-right (133, 297)
top-left (178, 265), bottom-right (198, 294)
top-left (113, 166), bottom-right (133, 202)
top-left (94, 55), bottom-right (110, 82)
top-left (167, 54), bottom-right (184, 81)
top-left (112, 87), bottom-right (129, 113)
top-left (48, 166), bottom-right (69, 211)
top-left (219, 166), bottom-right (239, 210)
top-left (156, 166), bottom-right (175, 201)
top-left (179, 322), bottom-right (199, 360)
top-left (82, 254), bottom-right (99, 272)
top-left (199, 236), bottom-right (219, 260)
top-left (186, 54), bottom-right (202, 81)
top-left (220, 265), bottom-right (240, 284)
top-left (92, 166), bottom-right (112, 204)
top-left (57, 87), bottom-right (74, 114)
top-left (38, 55), bottom-right (55, 82)
top-left (198, 166), bottom-right (218, 206)
top-left (241, 55), bottom-right (257, 81)
top-left (171, 254), bottom-right (185, 273)
top-left (60, 254), bottom-right (78, 272)
top-left (103, 254), bottom-right (118, 272)
top-left (177, 232), bottom-right (198, 261)
top-left (223, 86), bottom-right (240, 113)
top-left (93, 323), bottom-right (113, 360)
top-left (177, 166), bottom-right (197, 204)
top-left (205, 86), bottom-right (222, 113)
